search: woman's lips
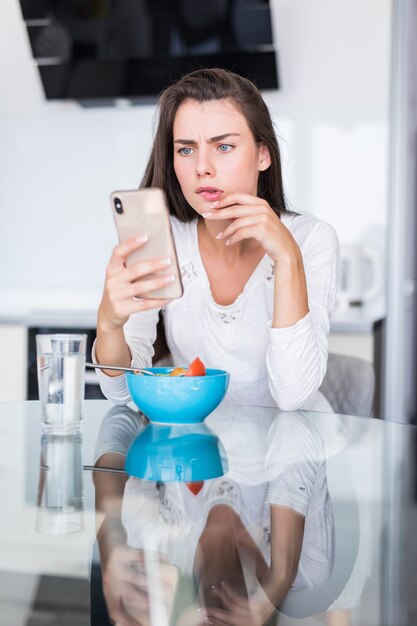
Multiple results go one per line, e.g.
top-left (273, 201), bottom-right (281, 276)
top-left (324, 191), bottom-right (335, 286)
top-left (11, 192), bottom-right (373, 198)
top-left (196, 187), bottom-right (223, 203)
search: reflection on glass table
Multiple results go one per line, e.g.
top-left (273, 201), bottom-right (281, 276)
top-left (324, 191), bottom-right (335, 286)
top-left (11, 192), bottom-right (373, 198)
top-left (91, 404), bottom-right (364, 626)
top-left (124, 420), bottom-right (228, 483)
top-left (0, 400), bottom-right (414, 626)
top-left (36, 430), bottom-right (84, 535)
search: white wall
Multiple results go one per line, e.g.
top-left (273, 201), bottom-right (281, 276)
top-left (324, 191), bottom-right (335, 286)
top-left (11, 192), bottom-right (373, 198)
top-left (0, 0), bottom-right (391, 295)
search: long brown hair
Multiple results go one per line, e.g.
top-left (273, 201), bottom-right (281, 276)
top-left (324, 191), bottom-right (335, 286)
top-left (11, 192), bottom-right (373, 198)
top-left (141, 68), bottom-right (288, 221)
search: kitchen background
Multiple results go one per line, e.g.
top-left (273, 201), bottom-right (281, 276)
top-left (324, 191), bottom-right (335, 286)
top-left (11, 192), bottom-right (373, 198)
top-left (0, 0), bottom-right (391, 404)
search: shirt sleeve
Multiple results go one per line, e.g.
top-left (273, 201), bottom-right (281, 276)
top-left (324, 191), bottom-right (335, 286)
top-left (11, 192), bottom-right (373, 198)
top-left (265, 413), bottom-right (324, 517)
top-left (266, 220), bottom-right (340, 411)
top-left (94, 405), bottom-right (148, 463)
top-left (92, 307), bottom-right (160, 405)
top-left (124, 307), bottom-right (160, 367)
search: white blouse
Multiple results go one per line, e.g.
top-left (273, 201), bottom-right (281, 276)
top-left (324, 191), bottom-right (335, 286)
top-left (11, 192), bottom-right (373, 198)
top-left (95, 211), bottom-right (339, 412)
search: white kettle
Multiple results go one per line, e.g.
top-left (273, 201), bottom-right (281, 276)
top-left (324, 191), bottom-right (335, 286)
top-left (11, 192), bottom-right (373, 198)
top-left (337, 243), bottom-right (383, 309)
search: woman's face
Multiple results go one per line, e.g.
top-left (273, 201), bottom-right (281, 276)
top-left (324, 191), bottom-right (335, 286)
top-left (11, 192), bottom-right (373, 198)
top-left (173, 98), bottom-right (270, 215)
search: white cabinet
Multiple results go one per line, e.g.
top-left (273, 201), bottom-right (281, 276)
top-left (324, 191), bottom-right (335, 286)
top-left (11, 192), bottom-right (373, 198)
top-left (329, 332), bottom-right (374, 363)
top-left (329, 321), bottom-right (384, 417)
top-left (329, 300), bottom-right (384, 368)
top-left (0, 325), bottom-right (27, 401)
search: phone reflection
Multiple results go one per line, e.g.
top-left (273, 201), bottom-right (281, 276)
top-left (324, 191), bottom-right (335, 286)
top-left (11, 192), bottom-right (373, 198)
top-left (91, 405), bottom-right (345, 626)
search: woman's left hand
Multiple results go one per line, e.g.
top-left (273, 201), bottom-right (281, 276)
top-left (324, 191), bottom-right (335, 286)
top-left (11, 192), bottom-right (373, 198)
top-left (203, 192), bottom-right (299, 263)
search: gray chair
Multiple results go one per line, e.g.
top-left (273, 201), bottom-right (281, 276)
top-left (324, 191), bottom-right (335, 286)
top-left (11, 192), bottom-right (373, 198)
top-left (320, 353), bottom-right (375, 417)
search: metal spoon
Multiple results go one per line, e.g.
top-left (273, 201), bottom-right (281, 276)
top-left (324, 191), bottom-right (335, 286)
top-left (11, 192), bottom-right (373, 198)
top-left (85, 362), bottom-right (157, 376)
top-left (42, 464), bottom-right (128, 475)
top-left (83, 464), bottom-right (127, 474)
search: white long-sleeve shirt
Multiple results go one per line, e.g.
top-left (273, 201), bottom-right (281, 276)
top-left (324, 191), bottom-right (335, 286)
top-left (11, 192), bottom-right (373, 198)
top-left (95, 211), bottom-right (339, 412)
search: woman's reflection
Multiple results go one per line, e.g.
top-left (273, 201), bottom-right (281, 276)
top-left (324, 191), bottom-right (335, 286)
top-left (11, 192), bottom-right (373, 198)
top-left (91, 405), bottom-right (334, 626)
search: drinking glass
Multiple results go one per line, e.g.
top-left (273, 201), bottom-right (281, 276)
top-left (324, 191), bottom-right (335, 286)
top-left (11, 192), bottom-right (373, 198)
top-left (36, 333), bottom-right (87, 432)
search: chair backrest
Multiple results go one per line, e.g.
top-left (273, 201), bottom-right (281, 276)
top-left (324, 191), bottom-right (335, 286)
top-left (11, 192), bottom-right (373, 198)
top-left (320, 353), bottom-right (375, 417)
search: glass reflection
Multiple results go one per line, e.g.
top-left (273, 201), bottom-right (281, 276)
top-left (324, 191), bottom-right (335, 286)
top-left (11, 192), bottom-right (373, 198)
top-left (36, 431), bottom-right (84, 535)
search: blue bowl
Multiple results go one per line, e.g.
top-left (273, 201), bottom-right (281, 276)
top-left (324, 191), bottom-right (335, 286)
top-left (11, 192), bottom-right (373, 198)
top-left (125, 422), bottom-right (228, 482)
top-left (126, 368), bottom-right (230, 424)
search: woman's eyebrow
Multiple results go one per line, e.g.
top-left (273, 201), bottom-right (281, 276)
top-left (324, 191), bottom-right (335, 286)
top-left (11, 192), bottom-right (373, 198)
top-left (174, 133), bottom-right (241, 145)
top-left (210, 132), bottom-right (240, 143)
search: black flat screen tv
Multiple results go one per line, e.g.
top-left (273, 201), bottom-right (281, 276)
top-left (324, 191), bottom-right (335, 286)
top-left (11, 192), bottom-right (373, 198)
top-left (19, 0), bottom-right (279, 103)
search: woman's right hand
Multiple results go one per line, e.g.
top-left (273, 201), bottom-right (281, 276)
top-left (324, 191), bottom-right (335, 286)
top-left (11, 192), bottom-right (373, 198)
top-left (98, 235), bottom-right (174, 333)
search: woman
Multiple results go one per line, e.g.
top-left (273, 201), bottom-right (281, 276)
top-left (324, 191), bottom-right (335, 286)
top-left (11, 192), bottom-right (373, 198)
top-left (95, 68), bottom-right (339, 411)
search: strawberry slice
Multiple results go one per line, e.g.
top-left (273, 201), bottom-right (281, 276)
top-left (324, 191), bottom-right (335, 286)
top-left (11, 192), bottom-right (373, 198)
top-left (184, 357), bottom-right (206, 377)
top-left (185, 481), bottom-right (204, 495)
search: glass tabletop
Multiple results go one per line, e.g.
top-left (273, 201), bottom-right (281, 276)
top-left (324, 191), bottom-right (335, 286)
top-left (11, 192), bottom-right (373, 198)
top-left (0, 400), bottom-right (415, 626)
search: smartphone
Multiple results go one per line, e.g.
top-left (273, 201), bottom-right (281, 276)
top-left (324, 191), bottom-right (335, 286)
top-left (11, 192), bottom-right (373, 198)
top-left (110, 188), bottom-right (183, 299)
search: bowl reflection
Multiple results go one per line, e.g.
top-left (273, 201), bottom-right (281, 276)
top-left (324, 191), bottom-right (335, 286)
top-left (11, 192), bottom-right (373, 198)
top-left (125, 421), bottom-right (228, 482)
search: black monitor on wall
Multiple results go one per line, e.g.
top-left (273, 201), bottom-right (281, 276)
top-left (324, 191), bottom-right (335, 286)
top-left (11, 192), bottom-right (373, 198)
top-left (19, 0), bottom-right (279, 104)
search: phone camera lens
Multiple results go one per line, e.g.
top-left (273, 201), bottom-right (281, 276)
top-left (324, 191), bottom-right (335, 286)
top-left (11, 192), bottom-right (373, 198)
top-left (114, 197), bottom-right (123, 214)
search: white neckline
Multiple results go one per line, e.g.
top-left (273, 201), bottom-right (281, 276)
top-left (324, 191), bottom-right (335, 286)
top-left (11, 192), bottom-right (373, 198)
top-left (191, 220), bottom-right (270, 311)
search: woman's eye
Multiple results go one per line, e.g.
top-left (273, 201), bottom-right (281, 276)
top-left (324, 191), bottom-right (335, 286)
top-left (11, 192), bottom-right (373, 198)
top-left (178, 147), bottom-right (193, 156)
top-left (218, 144), bottom-right (233, 152)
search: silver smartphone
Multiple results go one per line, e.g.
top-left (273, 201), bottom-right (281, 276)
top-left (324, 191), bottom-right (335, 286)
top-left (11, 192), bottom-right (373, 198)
top-left (110, 188), bottom-right (183, 299)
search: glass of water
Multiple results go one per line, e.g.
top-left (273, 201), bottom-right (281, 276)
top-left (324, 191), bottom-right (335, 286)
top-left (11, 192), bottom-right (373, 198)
top-left (36, 431), bottom-right (84, 534)
top-left (36, 333), bottom-right (87, 432)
